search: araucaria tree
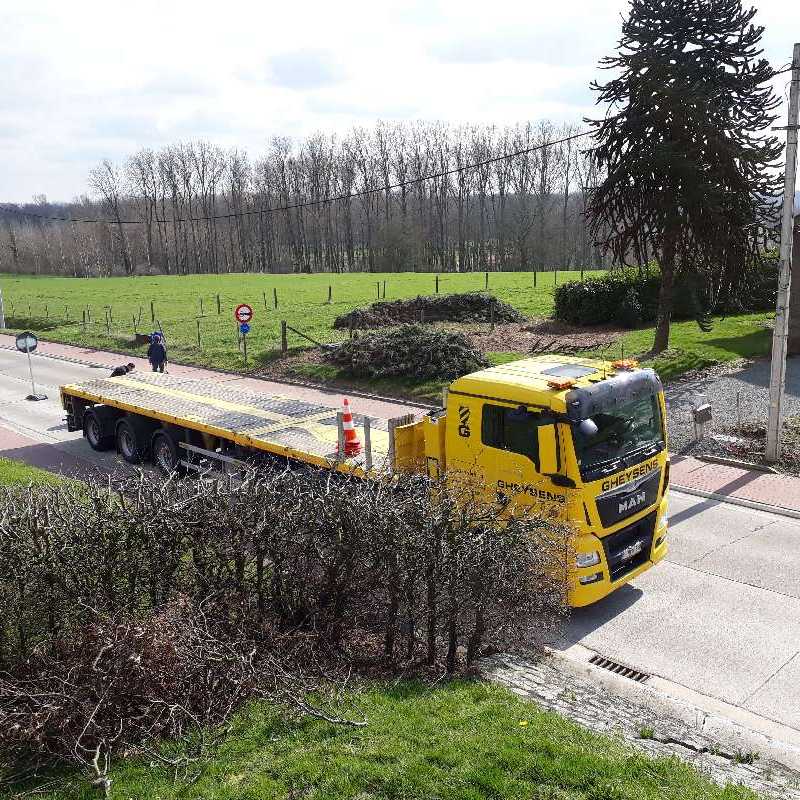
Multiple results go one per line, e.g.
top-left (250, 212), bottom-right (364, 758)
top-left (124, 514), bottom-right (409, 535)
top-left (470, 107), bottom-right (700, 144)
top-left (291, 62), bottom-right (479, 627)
top-left (587, 0), bottom-right (783, 353)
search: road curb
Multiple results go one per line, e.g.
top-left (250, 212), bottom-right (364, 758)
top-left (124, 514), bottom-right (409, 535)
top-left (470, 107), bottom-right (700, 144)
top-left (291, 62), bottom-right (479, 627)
top-left (546, 642), bottom-right (800, 773)
top-left (672, 483), bottom-right (800, 521)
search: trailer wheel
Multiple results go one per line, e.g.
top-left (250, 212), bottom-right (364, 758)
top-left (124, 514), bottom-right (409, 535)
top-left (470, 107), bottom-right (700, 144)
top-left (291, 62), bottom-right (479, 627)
top-left (151, 430), bottom-right (181, 475)
top-left (84, 410), bottom-right (114, 451)
top-left (116, 419), bottom-right (146, 464)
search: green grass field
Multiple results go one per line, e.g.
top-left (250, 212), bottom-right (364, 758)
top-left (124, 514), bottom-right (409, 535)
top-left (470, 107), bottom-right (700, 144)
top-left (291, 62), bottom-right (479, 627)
top-left (0, 456), bottom-right (60, 486)
top-left (1, 681), bottom-right (760, 800)
top-left (0, 272), bottom-right (772, 395)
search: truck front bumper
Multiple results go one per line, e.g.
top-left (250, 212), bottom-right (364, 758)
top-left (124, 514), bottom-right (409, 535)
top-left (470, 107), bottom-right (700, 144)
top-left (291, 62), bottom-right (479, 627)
top-left (569, 503), bottom-right (668, 608)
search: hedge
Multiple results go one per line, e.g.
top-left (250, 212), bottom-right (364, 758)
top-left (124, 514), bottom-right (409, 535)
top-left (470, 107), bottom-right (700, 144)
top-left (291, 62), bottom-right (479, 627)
top-left (554, 267), bottom-right (777, 328)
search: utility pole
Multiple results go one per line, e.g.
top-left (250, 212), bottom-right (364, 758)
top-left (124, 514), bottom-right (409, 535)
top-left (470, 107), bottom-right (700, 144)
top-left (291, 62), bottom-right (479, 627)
top-left (766, 43), bottom-right (800, 463)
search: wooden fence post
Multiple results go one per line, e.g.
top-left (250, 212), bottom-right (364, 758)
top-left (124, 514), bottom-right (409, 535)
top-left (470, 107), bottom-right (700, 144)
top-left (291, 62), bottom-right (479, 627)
top-left (150, 300), bottom-right (155, 323)
top-left (435, 274), bottom-right (439, 294)
top-left (216, 294), bottom-right (221, 314)
top-left (281, 320), bottom-right (288, 353)
top-left (273, 287), bottom-right (278, 309)
top-left (485, 271), bottom-right (489, 290)
top-left (263, 291), bottom-right (268, 310)
top-left (197, 319), bottom-right (201, 349)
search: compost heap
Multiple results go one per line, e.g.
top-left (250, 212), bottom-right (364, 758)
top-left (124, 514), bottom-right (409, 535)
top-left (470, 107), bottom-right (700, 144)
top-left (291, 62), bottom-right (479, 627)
top-left (326, 324), bottom-right (489, 380)
top-left (333, 292), bottom-right (525, 330)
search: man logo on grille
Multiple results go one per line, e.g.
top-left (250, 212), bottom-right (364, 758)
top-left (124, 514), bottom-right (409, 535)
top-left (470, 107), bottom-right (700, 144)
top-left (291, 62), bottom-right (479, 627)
top-left (618, 490), bottom-right (646, 515)
top-left (458, 405), bottom-right (471, 438)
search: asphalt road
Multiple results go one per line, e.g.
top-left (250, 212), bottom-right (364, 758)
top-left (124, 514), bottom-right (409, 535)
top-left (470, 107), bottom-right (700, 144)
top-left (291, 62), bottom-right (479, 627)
top-left (1, 346), bottom-right (799, 733)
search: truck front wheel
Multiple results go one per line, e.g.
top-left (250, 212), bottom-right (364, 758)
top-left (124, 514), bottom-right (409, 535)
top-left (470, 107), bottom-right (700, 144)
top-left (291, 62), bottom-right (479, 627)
top-left (151, 430), bottom-right (181, 475)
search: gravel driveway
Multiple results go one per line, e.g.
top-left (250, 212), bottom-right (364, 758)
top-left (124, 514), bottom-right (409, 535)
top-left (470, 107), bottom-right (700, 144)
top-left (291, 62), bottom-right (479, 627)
top-left (664, 356), bottom-right (800, 470)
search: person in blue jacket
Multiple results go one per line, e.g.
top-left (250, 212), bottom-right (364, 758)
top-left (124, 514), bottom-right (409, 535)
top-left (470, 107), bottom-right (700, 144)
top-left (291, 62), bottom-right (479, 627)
top-left (147, 333), bottom-right (167, 373)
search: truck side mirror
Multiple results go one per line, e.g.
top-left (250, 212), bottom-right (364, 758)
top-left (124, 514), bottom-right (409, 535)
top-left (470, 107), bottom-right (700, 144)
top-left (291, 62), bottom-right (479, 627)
top-left (537, 424), bottom-right (559, 475)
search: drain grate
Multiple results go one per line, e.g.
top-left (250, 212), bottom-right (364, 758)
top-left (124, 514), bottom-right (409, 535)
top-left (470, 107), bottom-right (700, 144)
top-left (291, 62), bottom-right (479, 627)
top-left (589, 654), bottom-right (651, 683)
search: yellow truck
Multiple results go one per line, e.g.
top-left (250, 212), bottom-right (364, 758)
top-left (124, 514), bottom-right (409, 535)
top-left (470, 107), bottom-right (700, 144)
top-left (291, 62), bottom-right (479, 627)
top-left (60, 354), bottom-right (669, 607)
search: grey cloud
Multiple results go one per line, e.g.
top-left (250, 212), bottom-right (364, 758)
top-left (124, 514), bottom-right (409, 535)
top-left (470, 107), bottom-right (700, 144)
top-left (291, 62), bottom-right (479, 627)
top-left (89, 113), bottom-right (160, 141)
top-left (123, 74), bottom-right (214, 98)
top-left (306, 95), bottom-right (420, 118)
top-left (539, 80), bottom-right (595, 108)
top-left (268, 49), bottom-right (345, 89)
top-left (432, 30), bottom-right (603, 67)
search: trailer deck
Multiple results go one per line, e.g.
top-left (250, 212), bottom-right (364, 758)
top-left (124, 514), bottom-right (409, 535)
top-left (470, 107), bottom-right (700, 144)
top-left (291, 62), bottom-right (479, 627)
top-left (61, 372), bottom-right (399, 473)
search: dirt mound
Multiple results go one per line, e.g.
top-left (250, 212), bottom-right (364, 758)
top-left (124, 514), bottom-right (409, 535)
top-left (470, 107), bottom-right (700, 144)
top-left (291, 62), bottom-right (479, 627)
top-left (325, 324), bottom-right (489, 380)
top-left (333, 292), bottom-right (525, 330)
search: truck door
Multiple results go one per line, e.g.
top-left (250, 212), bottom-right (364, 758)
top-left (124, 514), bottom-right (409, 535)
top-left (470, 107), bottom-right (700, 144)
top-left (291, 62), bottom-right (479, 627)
top-left (446, 397), bottom-right (559, 508)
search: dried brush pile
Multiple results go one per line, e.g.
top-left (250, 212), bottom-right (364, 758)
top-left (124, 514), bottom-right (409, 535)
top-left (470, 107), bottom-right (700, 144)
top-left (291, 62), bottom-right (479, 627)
top-left (326, 324), bottom-right (489, 381)
top-left (334, 292), bottom-right (525, 330)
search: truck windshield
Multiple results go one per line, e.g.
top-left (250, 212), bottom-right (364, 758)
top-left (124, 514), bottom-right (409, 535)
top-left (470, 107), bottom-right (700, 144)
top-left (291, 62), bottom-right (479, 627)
top-left (572, 393), bottom-right (664, 479)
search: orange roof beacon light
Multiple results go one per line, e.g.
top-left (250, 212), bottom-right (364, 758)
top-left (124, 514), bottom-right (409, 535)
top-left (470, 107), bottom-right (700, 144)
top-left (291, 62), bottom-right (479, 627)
top-left (611, 359), bottom-right (639, 371)
top-left (546, 377), bottom-right (576, 390)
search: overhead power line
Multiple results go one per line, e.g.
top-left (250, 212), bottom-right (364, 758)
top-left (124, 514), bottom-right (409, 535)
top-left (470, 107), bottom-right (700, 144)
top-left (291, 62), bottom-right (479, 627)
top-left (0, 129), bottom-right (594, 227)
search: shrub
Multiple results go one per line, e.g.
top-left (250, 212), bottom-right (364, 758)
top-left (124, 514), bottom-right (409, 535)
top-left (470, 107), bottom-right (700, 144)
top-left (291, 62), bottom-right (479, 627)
top-left (334, 292), bottom-right (525, 330)
top-left (326, 324), bottom-right (489, 380)
top-left (554, 267), bottom-right (777, 328)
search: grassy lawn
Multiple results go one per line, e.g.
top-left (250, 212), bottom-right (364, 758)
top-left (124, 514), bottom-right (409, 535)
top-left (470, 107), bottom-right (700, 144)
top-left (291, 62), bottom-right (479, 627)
top-left (0, 272), bottom-right (772, 397)
top-left (0, 456), bottom-right (60, 486)
top-left (1, 681), bottom-right (760, 800)
top-left (0, 271), bottom-right (591, 373)
top-left (596, 313), bottom-right (773, 382)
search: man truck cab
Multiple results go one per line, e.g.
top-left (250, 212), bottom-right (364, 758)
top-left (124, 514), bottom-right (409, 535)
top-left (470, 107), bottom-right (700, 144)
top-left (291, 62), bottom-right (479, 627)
top-left (421, 354), bottom-right (669, 606)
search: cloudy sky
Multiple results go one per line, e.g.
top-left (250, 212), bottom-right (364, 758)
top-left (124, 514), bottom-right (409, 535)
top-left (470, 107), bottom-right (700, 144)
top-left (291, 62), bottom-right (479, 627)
top-left (1, 0), bottom-right (798, 203)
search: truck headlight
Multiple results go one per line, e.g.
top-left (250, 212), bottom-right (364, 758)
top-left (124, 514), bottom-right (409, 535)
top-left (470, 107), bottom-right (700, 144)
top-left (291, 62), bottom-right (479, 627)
top-left (576, 551), bottom-right (601, 568)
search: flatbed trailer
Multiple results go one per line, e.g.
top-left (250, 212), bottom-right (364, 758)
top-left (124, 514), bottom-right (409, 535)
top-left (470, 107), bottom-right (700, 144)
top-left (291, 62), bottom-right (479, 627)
top-left (60, 372), bottom-right (411, 476)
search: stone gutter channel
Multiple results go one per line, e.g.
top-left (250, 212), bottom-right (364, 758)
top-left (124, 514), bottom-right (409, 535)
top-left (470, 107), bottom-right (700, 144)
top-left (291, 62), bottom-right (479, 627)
top-left (481, 651), bottom-right (800, 799)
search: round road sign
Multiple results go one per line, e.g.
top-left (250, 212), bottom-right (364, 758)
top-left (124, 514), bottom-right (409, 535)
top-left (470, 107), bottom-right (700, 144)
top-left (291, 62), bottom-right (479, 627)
top-left (239, 322), bottom-right (250, 335)
top-left (234, 303), bottom-right (254, 324)
top-left (16, 331), bottom-right (38, 354)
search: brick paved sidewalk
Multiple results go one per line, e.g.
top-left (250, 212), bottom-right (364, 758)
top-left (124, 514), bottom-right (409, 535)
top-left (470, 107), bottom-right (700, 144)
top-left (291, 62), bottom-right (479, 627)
top-left (671, 454), bottom-right (800, 516)
top-left (4, 334), bottom-right (800, 514)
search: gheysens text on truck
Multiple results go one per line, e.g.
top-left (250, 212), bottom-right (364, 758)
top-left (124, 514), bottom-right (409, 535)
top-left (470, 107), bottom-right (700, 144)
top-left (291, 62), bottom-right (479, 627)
top-left (61, 354), bottom-right (668, 607)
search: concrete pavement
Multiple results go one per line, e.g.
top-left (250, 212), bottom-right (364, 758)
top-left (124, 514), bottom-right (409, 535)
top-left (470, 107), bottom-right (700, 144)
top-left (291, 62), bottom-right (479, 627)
top-left (2, 338), bottom-right (800, 739)
top-left (561, 490), bottom-right (800, 732)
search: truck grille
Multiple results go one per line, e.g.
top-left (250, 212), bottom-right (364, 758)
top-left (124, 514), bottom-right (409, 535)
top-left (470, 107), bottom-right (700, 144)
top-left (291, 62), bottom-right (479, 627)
top-left (601, 511), bottom-right (656, 582)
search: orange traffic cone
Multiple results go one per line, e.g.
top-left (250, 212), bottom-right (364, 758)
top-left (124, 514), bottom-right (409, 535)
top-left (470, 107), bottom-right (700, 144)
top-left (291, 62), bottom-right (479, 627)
top-left (339, 397), bottom-right (361, 457)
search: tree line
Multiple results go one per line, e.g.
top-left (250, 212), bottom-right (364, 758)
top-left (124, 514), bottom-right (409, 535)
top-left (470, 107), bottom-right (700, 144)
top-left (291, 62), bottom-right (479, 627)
top-left (0, 120), bottom-right (605, 277)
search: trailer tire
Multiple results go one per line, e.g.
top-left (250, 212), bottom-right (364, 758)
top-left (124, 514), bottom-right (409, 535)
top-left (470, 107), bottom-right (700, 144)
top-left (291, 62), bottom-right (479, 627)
top-left (84, 409), bottom-right (114, 451)
top-left (116, 418), bottom-right (148, 464)
top-left (151, 429), bottom-right (181, 475)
